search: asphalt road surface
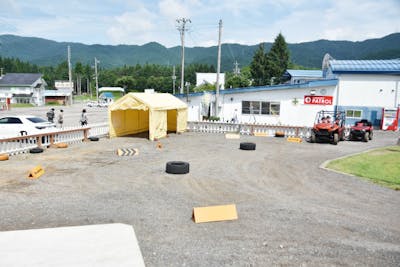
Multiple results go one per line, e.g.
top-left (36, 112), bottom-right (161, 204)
top-left (0, 104), bottom-right (399, 266)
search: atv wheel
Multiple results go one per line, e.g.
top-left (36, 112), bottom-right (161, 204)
top-left (348, 133), bottom-right (353, 141)
top-left (340, 132), bottom-right (345, 141)
top-left (332, 133), bottom-right (339, 145)
top-left (363, 132), bottom-right (369, 142)
top-left (310, 132), bottom-right (316, 143)
top-left (369, 131), bottom-right (373, 140)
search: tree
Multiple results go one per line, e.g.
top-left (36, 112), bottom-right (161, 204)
top-left (115, 76), bottom-right (136, 90)
top-left (193, 82), bottom-right (216, 92)
top-left (265, 33), bottom-right (290, 84)
top-left (250, 43), bottom-right (267, 86)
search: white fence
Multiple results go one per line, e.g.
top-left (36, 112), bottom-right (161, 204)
top-left (187, 121), bottom-right (311, 137)
top-left (0, 123), bottom-right (109, 155)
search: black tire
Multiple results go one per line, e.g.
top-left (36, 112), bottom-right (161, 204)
top-left (89, 136), bottom-right (99, 141)
top-left (310, 132), bottom-right (316, 143)
top-left (240, 142), bottom-right (256, 150)
top-left (369, 131), bottom-right (373, 140)
top-left (332, 133), bottom-right (339, 145)
top-left (363, 132), bottom-right (369, 142)
top-left (166, 161), bottom-right (190, 174)
top-left (29, 147), bottom-right (44, 154)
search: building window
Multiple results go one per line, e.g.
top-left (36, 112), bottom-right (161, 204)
top-left (242, 101), bottom-right (280, 115)
top-left (346, 109), bottom-right (362, 118)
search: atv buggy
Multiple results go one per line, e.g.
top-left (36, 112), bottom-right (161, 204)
top-left (310, 110), bottom-right (346, 145)
top-left (349, 119), bottom-right (373, 142)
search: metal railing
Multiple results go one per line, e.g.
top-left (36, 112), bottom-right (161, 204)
top-left (187, 121), bottom-right (311, 138)
top-left (0, 123), bottom-right (109, 155)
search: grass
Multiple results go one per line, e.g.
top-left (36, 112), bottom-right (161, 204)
top-left (326, 146), bottom-right (400, 190)
top-left (10, 103), bottom-right (35, 108)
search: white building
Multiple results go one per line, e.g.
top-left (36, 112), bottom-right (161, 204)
top-left (196, 73), bottom-right (225, 89)
top-left (177, 58), bottom-right (400, 128)
top-left (0, 73), bottom-right (47, 106)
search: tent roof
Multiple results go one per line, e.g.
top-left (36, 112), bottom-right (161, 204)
top-left (109, 92), bottom-right (187, 111)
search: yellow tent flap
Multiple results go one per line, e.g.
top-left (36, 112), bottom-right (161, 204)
top-left (108, 93), bottom-right (188, 140)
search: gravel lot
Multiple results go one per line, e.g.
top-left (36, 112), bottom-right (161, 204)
top-left (1, 104), bottom-right (400, 266)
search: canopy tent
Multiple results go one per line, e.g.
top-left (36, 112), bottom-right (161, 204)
top-left (108, 93), bottom-right (188, 140)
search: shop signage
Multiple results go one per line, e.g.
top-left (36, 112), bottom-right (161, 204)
top-left (304, 95), bottom-right (333, 105)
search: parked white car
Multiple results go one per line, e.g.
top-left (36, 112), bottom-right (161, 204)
top-left (0, 115), bottom-right (56, 138)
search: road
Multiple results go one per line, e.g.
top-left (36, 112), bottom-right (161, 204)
top-left (0, 104), bottom-right (399, 266)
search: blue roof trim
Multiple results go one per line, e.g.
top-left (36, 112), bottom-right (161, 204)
top-left (175, 79), bottom-right (338, 98)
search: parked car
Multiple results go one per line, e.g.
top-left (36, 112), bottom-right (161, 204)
top-left (349, 119), bottom-right (373, 142)
top-left (0, 115), bottom-right (56, 138)
top-left (86, 101), bottom-right (97, 107)
top-left (310, 110), bottom-right (346, 145)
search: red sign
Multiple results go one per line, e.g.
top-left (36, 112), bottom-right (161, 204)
top-left (304, 95), bottom-right (333, 105)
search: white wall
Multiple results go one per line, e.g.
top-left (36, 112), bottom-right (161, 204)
top-left (183, 85), bottom-right (337, 127)
top-left (337, 74), bottom-right (400, 108)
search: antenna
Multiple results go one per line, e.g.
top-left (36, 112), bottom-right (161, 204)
top-left (233, 61), bottom-right (240, 76)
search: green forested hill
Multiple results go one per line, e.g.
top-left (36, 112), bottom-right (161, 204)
top-left (0, 33), bottom-right (399, 70)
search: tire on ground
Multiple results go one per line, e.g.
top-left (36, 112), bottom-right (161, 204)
top-left (0, 154), bottom-right (9, 161)
top-left (240, 142), bottom-right (256, 150)
top-left (166, 161), bottom-right (190, 174)
top-left (30, 147), bottom-right (44, 154)
top-left (89, 136), bottom-right (99, 141)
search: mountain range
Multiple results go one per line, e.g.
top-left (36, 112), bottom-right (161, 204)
top-left (0, 33), bottom-right (399, 71)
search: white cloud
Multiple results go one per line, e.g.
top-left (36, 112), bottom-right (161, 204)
top-left (107, 9), bottom-right (157, 45)
top-left (0, 0), bottom-right (399, 46)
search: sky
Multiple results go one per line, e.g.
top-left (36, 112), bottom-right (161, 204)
top-left (0, 0), bottom-right (399, 47)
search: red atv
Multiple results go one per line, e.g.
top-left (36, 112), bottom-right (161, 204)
top-left (349, 119), bottom-right (373, 142)
top-left (310, 110), bottom-right (346, 145)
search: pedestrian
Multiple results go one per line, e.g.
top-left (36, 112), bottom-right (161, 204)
top-left (46, 108), bottom-right (55, 123)
top-left (231, 109), bottom-right (238, 123)
top-left (58, 109), bottom-right (64, 128)
top-left (80, 109), bottom-right (88, 126)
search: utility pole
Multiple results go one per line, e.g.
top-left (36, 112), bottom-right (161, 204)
top-left (172, 66), bottom-right (176, 94)
top-left (215, 19), bottom-right (222, 117)
top-left (185, 82), bottom-right (190, 102)
top-left (0, 67), bottom-right (3, 77)
top-left (176, 18), bottom-right (191, 94)
top-left (94, 57), bottom-right (99, 102)
top-left (67, 45), bottom-right (73, 105)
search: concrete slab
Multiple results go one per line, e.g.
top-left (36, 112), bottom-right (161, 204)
top-left (0, 223), bottom-right (145, 267)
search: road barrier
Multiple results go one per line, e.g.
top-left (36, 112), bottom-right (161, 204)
top-left (0, 123), bottom-right (109, 155)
